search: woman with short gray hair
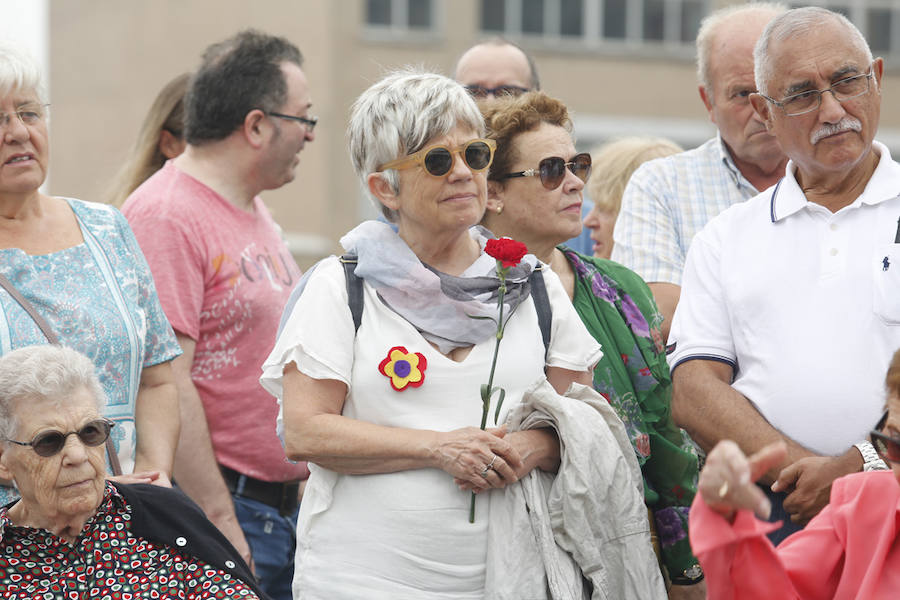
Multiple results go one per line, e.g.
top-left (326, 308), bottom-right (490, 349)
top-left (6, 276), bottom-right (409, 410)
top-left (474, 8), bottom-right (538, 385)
top-left (0, 344), bottom-right (102, 440)
top-left (261, 69), bottom-right (612, 597)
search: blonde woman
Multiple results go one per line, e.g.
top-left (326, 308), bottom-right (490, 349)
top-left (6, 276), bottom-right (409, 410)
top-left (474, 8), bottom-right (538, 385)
top-left (106, 73), bottom-right (189, 206)
top-left (583, 137), bottom-right (682, 259)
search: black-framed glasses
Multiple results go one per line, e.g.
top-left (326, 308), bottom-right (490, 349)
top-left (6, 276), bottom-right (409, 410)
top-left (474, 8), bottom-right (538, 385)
top-left (0, 103), bottom-right (50, 130)
top-left (758, 67), bottom-right (874, 117)
top-left (499, 153), bottom-right (592, 190)
top-left (6, 418), bottom-right (115, 457)
top-left (267, 111), bottom-right (318, 132)
top-left (378, 138), bottom-right (496, 178)
top-left (465, 84), bottom-right (530, 99)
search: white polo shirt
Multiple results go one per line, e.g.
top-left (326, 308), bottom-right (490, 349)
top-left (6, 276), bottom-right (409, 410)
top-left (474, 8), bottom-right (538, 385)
top-left (669, 141), bottom-right (900, 456)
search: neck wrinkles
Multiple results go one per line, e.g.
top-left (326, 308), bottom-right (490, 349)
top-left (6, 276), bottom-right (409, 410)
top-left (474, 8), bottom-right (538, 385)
top-left (795, 145), bottom-right (879, 212)
top-left (7, 498), bottom-right (96, 545)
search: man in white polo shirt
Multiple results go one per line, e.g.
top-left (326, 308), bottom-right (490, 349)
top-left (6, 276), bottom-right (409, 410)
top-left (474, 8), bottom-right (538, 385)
top-left (669, 6), bottom-right (900, 544)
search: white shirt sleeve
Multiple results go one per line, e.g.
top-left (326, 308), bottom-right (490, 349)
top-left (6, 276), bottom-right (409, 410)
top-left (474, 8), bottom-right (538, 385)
top-left (260, 256), bottom-right (356, 400)
top-left (667, 224), bottom-right (737, 374)
top-left (541, 265), bottom-right (604, 372)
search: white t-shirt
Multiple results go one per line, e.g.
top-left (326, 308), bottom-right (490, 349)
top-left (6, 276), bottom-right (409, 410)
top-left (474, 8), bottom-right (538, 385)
top-left (669, 141), bottom-right (900, 456)
top-left (261, 256), bottom-right (601, 599)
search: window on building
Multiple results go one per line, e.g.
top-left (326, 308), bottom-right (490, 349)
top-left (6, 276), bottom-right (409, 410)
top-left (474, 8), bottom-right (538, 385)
top-left (365, 0), bottom-right (435, 30)
top-left (482, 0), bottom-right (506, 31)
top-left (479, 0), bottom-right (708, 51)
top-left (602, 0), bottom-right (626, 39)
top-left (561, 0), bottom-right (584, 36)
top-left (787, 0), bottom-right (900, 58)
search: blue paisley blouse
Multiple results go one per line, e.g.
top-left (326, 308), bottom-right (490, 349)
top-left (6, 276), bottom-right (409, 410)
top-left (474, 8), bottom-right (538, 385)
top-left (0, 198), bottom-right (181, 503)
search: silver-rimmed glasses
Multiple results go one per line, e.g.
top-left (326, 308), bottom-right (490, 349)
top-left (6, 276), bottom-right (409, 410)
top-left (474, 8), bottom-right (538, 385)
top-left (0, 103), bottom-right (49, 130)
top-left (758, 67), bottom-right (874, 117)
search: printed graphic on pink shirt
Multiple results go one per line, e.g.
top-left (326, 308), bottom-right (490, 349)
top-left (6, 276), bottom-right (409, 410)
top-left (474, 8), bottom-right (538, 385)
top-left (194, 243), bottom-right (298, 382)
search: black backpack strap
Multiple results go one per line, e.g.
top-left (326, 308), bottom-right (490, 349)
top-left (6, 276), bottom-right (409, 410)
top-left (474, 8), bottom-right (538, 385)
top-left (529, 265), bottom-right (552, 362)
top-left (340, 254), bottom-right (363, 333)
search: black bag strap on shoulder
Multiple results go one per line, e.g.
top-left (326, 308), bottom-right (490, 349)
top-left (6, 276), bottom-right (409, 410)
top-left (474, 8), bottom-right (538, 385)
top-left (340, 254), bottom-right (364, 332)
top-left (340, 254), bottom-right (552, 360)
top-left (529, 265), bottom-right (552, 362)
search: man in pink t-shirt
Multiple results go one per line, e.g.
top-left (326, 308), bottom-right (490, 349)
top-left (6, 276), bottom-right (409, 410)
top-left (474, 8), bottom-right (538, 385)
top-left (122, 30), bottom-right (315, 600)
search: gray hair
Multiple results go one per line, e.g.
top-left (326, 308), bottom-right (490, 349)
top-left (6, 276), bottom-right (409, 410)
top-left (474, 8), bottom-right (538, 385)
top-left (696, 2), bottom-right (786, 91)
top-left (0, 346), bottom-right (104, 441)
top-left (754, 7), bottom-right (873, 96)
top-left (0, 42), bottom-right (46, 103)
top-left (348, 67), bottom-right (485, 222)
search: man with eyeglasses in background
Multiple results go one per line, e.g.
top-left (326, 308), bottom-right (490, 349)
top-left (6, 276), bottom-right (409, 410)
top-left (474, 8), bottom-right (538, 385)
top-left (613, 3), bottom-right (788, 343)
top-left (669, 6), bottom-right (900, 545)
top-left (122, 29), bottom-right (315, 600)
top-left (454, 38), bottom-right (594, 255)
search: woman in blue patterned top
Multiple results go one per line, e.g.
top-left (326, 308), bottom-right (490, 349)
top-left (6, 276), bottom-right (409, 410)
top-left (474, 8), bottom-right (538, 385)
top-left (0, 43), bottom-right (181, 504)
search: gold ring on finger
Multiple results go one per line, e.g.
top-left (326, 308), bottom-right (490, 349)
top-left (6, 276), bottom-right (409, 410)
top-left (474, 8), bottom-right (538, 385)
top-left (718, 480), bottom-right (729, 498)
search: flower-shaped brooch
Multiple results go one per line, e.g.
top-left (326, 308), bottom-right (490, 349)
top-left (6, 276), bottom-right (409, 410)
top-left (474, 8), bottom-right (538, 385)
top-left (378, 346), bottom-right (427, 391)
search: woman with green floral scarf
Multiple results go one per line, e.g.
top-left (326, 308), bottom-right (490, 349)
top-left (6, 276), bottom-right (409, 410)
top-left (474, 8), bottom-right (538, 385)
top-left (480, 91), bottom-right (704, 599)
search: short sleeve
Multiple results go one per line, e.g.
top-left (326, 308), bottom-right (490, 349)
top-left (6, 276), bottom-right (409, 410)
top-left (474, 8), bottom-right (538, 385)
top-left (541, 266), bottom-right (604, 372)
top-left (260, 256), bottom-right (356, 400)
top-left (111, 209), bottom-right (181, 367)
top-left (667, 225), bottom-right (736, 372)
top-left (123, 204), bottom-right (206, 341)
top-left (612, 160), bottom-right (684, 285)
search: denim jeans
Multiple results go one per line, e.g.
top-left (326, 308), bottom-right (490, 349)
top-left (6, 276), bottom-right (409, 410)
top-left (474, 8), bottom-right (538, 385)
top-left (760, 484), bottom-right (804, 545)
top-left (232, 493), bottom-right (299, 600)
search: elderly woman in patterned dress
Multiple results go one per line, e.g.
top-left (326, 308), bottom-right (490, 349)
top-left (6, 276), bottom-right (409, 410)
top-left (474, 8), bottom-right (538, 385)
top-left (0, 345), bottom-right (265, 599)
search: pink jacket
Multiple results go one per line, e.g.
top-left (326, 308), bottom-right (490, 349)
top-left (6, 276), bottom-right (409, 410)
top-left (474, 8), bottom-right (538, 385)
top-left (690, 471), bottom-right (900, 599)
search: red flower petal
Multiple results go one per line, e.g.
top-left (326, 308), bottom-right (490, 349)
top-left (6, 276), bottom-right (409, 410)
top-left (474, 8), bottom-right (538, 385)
top-left (485, 237), bottom-right (528, 268)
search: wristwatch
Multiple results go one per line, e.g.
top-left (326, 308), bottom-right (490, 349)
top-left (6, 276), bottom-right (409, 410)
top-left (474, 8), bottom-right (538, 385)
top-left (854, 441), bottom-right (889, 471)
top-left (670, 564), bottom-right (704, 585)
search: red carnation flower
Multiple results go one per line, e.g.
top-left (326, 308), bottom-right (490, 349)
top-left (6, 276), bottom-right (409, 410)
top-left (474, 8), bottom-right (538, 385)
top-left (485, 238), bottom-right (528, 268)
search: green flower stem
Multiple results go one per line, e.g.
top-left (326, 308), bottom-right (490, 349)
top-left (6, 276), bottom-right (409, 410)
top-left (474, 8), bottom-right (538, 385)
top-left (470, 267), bottom-right (508, 523)
top-left (479, 284), bottom-right (505, 428)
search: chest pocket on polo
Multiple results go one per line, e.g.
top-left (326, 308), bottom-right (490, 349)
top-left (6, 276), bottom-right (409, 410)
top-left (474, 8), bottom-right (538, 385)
top-left (874, 245), bottom-right (900, 324)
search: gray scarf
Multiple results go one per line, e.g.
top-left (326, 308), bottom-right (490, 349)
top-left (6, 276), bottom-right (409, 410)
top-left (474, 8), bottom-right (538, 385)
top-left (341, 221), bottom-right (537, 354)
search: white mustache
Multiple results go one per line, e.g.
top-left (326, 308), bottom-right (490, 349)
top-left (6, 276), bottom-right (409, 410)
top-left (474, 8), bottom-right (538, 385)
top-left (810, 117), bottom-right (862, 144)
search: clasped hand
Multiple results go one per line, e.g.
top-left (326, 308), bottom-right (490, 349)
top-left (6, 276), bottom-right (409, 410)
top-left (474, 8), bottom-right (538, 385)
top-left (772, 452), bottom-right (860, 524)
top-left (434, 426), bottom-right (523, 493)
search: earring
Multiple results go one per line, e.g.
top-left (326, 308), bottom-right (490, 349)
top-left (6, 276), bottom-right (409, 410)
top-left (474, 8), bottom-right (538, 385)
top-left (496, 205), bottom-right (503, 215)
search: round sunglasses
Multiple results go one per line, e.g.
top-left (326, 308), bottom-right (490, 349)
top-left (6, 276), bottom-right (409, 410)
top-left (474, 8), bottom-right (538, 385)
top-left (6, 418), bottom-right (114, 457)
top-left (378, 138), bottom-right (497, 178)
top-left (499, 153), bottom-right (592, 190)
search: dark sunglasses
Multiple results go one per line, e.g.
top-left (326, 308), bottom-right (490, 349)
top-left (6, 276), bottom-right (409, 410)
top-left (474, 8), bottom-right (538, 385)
top-left (465, 84), bottom-right (530, 99)
top-left (378, 138), bottom-right (496, 178)
top-left (871, 410), bottom-right (900, 463)
top-left (6, 418), bottom-right (114, 457)
top-left (499, 152), bottom-right (592, 190)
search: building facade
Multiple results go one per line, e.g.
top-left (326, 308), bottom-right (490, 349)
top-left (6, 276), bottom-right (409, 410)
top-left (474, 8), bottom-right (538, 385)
top-left (39, 0), bottom-right (900, 265)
